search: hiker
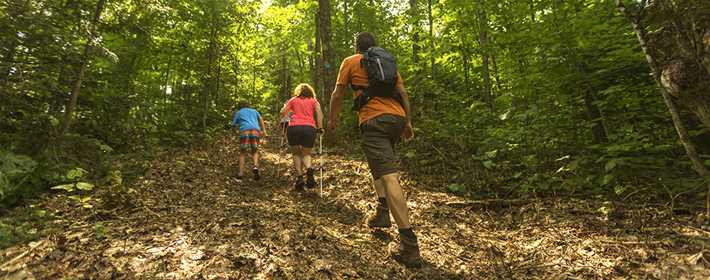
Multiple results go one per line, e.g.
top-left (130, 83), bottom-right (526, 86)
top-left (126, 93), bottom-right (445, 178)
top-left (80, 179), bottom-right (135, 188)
top-left (281, 83), bottom-right (324, 192)
top-left (327, 32), bottom-right (421, 268)
top-left (231, 100), bottom-right (268, 181)
top-left (278, 107), bottom-right (292, 149)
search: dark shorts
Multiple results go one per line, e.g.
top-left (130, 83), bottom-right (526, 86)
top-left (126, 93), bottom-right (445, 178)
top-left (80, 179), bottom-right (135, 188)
top-left (287, 125), bottom-right (316, 148)
top-left (239, 129), bottom-right (260, 153)
top-left (360, 114), bottom-right (406, 180)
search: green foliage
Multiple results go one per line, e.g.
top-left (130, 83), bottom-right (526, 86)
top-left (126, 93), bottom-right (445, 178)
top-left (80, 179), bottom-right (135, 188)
top-left (51, 167), bottom-right (98, 209)
top-left (0, 205), bottom-right (49, 249)
top-left (0, 151), bottom-right (38, 206)
top-left (0, 0), bottom-right (707, 207)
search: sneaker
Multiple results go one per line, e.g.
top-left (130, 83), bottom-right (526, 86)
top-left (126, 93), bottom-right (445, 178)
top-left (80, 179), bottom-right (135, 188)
top-left (367, 206), bottom-right (391, 228)
top-left (305, 168), bottom-right (316, 188)
top-left (294, 176), bottom-right (305, 192)
top-left (390, 234), bottom-right (423, 268)
top-left (252, 168), bottom-right (260, 181)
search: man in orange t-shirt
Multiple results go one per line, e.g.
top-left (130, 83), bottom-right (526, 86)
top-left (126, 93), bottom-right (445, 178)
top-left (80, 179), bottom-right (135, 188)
top-left (327, 32), bottom-right (422, 268)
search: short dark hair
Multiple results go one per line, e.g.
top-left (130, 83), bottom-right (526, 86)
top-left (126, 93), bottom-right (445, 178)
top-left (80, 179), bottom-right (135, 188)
top-left (355, 32), bottom-right (376, 53)
top-left (238, 100), bottom-right (250, 109)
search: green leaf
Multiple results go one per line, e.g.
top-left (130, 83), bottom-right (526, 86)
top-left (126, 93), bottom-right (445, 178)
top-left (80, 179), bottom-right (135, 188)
top-left (485, 150), bottom-right (498, 159)
top-left (705, 160), bottom-right (710, 167)
top-left (447, 183), bottom-right (466, 194)
top-left (482, 160), bottom-right (496, 169)
top-left (66, 168), bottom-right (88, 180)
top-left (34, 210), bottom-right (47, 218)
top-left (76, 182), bottom-right (95, 191)
top-left (605, 160), bottom-right (617, 172)
top-left (51, 184), bottom-right (75, 192)
top-left (405, 150), bottom-right (416, 159)
top-left (555, 155), bottom-right (570, 161)
top-left (49, 116), bottom-right (60, 127)
top-left (602, 174), bottom-right (615, 186)
top-left (98, 144), bottom-right (113, 153)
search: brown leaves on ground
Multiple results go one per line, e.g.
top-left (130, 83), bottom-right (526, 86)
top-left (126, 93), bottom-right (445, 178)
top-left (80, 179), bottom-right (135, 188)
top-left (1, 133), bottom-right (709, 279)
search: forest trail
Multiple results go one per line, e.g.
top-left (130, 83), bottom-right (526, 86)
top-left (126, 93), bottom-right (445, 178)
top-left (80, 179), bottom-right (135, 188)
top-left (1, 133), bottom-right (708, 279)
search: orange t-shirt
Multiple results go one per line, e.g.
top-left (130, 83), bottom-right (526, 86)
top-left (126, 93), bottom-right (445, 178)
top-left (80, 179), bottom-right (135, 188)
top-left (335, 54), bottom-right (406, 124)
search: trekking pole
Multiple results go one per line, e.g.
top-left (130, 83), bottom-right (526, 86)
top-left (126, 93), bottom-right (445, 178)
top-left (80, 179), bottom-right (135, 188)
top-left (319, 131), bottom-right (324, 198)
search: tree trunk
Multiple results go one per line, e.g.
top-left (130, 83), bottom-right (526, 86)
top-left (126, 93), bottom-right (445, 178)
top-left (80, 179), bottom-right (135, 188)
top-left (618, 0), bottom-right (710, 216)
top-left (58, 0), bottom-right (106, 138)
top-left (410, 0), bottom-right (420, 65)
top-left (427, 0), bottom-right (435, 77)
top-left (462, 47), bottom-right (470, 88)
top-left (343, 0), bottom-right (350, 37)
top-left (478, 7), bottom-right (493, 111)
top-left (312, 14), bottom-right (322, 98)
top-left (582, 90), bottom-right (608, 143)
top-left (318, 0), bottom-right (335, 110)
top-left (0, 39), bottom-right (17, 85)
top-left (491, 52), bottom-right (502, 91)
top-left (203, 26), bottom-right (217, 133)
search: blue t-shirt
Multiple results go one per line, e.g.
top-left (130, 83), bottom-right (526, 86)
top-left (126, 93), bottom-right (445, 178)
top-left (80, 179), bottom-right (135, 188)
top-left (231, 108), bottom-right (261, 131)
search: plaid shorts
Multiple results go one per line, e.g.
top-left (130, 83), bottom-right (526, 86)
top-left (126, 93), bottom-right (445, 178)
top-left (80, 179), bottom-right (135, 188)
top-left (239, 129), bottom-right (260, 152)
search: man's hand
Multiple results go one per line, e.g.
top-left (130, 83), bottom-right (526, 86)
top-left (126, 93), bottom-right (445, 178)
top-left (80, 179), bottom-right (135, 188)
top-left (402, 121), bottom-right (414, 142)
top-left (261, 131), bottom-right (269, 137)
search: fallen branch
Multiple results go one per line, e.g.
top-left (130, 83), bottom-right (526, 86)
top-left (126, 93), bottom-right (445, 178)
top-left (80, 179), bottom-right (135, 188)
top-left (0, 240), bottom-right (45, 270)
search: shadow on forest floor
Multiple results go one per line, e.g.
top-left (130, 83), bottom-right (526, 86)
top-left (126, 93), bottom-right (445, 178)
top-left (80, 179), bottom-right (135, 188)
top-left (0, 133), bottom-right (708, 279)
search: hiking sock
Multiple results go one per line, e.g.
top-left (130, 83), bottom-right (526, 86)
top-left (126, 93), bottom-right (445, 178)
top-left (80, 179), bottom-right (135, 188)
top-left (398, 228), bottom-right (417, 242)
top-left (378, 197), bottom-right (388, 209)
top-left (305, 168), bottom-right (316, 188)
top-left (252, 168), bottom-right (260, 181)
top-left (295, 175), bottom-right (305, 191)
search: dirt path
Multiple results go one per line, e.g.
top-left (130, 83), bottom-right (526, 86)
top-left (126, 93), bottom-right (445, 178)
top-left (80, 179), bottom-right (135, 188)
top-left (1, 134), bottom-right (708, 279)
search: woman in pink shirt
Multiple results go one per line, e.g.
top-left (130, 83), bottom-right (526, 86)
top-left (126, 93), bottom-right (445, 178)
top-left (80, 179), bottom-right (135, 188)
top-left (281, 83), bottom-right (323, 191)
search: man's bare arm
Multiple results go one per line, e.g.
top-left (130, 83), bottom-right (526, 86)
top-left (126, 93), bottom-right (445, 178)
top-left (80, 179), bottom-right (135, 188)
top-left (328, 85), bottom-right (348, 129)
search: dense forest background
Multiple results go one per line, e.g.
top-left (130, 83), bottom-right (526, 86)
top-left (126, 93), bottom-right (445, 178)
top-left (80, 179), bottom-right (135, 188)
top-left (1, 0), bottom-right (710, 239)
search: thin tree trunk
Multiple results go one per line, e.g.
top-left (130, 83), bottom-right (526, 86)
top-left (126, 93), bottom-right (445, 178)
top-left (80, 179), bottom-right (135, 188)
top-left (410, 0), bottom-right (420, 65)
top-left (478, 7), bottom-right (493, 111)
top-left (163, 55), bottom-right (172, 105)
top-left (343, 0), bottom-right (350, 37)
top-left (491, 52), bottom-right (502, 91)
top-left (582, 89), bottom-right (608, 143)
top-left (204, 27), bottom-right (217, 133)
top-left (462, 47), bottom-right (470, 88)
top-left (618, 0), bottom-right (710, 216)
top-left (58, 0), bottom-right (106, 138)
top-left (427, 0), bottom-right (435, 76)
top-left (0, 39), bottom-right (17, 84)
top-left (318, 0), bottom-right (335, 110)
top-left (313, 13), bottom-right (322, 97)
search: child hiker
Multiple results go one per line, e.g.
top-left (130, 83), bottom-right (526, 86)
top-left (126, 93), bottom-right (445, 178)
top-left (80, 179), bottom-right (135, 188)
top-left (231, 100), bottom-right (268, 181)
top-left (281, 83), bottom-right (323, 192)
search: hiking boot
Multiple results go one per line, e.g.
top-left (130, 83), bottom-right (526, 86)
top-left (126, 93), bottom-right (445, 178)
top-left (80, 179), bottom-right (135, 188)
top-left (294, 176), bottom-right (305, 192)
top-left (390, 234), bottom-right (423, 268)
top-left (253, 168), bottom-right (260, 181)
top-left (305, 168), bottom-right (316, 188)
top-left (367, 206), bottom-right (391, 228)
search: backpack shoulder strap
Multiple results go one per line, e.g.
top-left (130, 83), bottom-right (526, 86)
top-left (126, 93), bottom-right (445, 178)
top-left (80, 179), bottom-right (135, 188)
top-left (360, 52), bottom-right (368, 68)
